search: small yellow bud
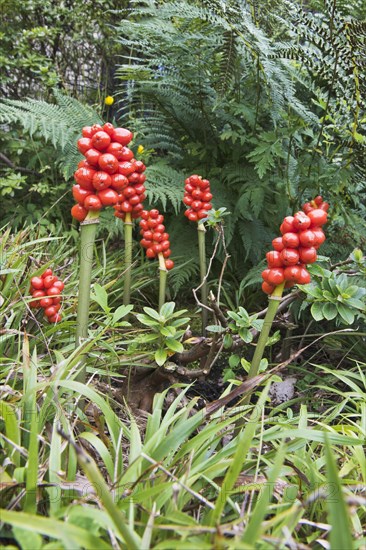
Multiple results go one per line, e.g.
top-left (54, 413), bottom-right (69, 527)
top-left (104, 96), bottom-right (114, 106)
top-left (137, 145), bottom-right (144, 154)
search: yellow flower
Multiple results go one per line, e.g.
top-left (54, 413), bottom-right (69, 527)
top-left (104, 96), bottom-right (114, 106)
top-left (137, 145), bottom-right (144, 154)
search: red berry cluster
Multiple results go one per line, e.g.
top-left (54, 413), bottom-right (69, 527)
top-left (183, 175), bottom-right (213, 222)
top-left (261, 196), bottom-right (329, 294)
top-left (29, 269), bottom-right (63, 323)
top-left (139, 209), bottom-right (174, 270)
top-left (71, 123), bottom-right (146, 222)
top-left (113, 159), bottom-right (146, 221)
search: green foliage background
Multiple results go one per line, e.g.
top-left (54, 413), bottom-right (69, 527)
top-left (0, 0), bottom-right (365, 302)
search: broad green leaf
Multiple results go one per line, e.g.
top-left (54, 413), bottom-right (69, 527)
top-left (223, 334), bottom-right (233, 348)
top-left (136, 314), bottom-right (160, 327)
top-left (160, 326), bottom-right (176, 337)
top-left (238, 328), bottom-right (253, 343)
top-left (91, 283), bottom-right (109, 312)
top-left (155, 348), bottom-right (167, 366)
top-left (112, 305), bottom-right (133, 324)
top-left (311, 301), bottom-right (324, 321)
top-left (165, 338), bottom-right (184, 352)
top-left (322, 302), bottom-right (338, 320)
top-left (337, 303), bottom-right (355, 325)
top-left (206, 324), bottom-right (225, 333)
top-left (229, 354), bottom-right (240, 369)
top-left (143, 306), bottom-right (162, 321)
top-left (159, 301), bottom-right (175, 318)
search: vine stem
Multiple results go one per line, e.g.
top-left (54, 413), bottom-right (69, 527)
top-left (198, 222), bottom-right (208, 335)
top-left (75, 211), bottom-right (100, 383)
top-left (158, 253), bottom-right (167, 312)
top-left (123, 213), bottom-right (133, 306)
top-left (243, 282), bottom-right (285, 405)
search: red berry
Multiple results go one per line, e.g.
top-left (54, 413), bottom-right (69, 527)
top-left (40, 297), bottom-right (54, 308)
top-left (282, 232), bottom-right (300, 249)
top-left (280, 249), bottom-right (300, 266)
top-left (293, 212), bottom-right (311, 231)
top-left (98, 188), bottom-right (119, 206)
top-left (98, 153), bottom-right (119, 174)
top-left (111, 128), bottom-right (133, 146)
top-left (92, 172), bottom-right (112, 191)
top-left (72, 184), bottom-right (92, 204)
top-left (284, 266), bottom-right (302, 282)
top-left (48, 313), bottom-right (62, 323)
top-left (266, 251), bottom-right (283, 268)
top-left (308, 209), bottom-right (327, 227)
top-left (118, 162), bottom-right (135, 176)
top-left (53, 280), bottom-right (64, 291)
top-left (41, 269), bottom-right (53, 278)
top-left (74, 167), bottom-right (96, 190)
top-left (103, 122), bottom-right (115, 136)
top-left (46, 287), bottom-right (61, 297)
top-left (77, 137), bottom-right (92, 154)
top-left (84, 148), bottom-right (101, 167)
top-left (71, 204), bottom-right (87, 222)
top-left (262, 281), bottom-right (275, 295)
top-left (280, 216), bottom-right (296, 234)
top-left (82, 126), bottom-right (93, 138)
top-left (43, 275), bottom-right (58, 289)
top-left (299, 247), bottom-right (317, 264)
top-left (84, 195), bottom-right (103, 211)
top-left (272, 237), bottom-right (285, 252)
top-left (110, 173), bottom-right (129, 192)
top-left (90, 124), bottom-right (103, 135)
top-left (91, 131), bottom-right (111, 151)
top-left (299, 230), bottom-right (317, 247)
top-left (165, 259), bottom-right (174, 270)
top-left (30, 277), bottom-right (44, 290)
top-left (44, 304), bottom-right (61, 317)
top-left (267, 268), bottom-right (285, 285)
top-left (146, 248), bottom-right (156, 258)
top-left (120, 147), bottom-right (134, 161)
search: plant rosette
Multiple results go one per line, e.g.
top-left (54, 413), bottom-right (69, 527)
top-left (71, 123), bottom-right (146, 222)
top-left (29, 268), bottom-right (64, 323)
top-left (261, 196), bottom-right (329, 295)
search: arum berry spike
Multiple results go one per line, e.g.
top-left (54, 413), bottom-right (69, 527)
top-left (183, 174), bottom-right (213, 334)
top-left (29, 267), bottom-right (64, 323)
top-left (139, 209), bottom-right (174, 309)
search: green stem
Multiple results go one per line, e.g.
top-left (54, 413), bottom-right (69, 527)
top-left (243, 282), bottom-right (285, 404)
top-left (198, 222), bottom-right (208, 335)
top-left (75, 211), bottom-right (99, 383)
top-left (158, 253), bottom-right (167, 312)
top-left (123, 213), bottom-right (133, 306)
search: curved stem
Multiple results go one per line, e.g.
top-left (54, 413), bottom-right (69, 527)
top-left (198, 222), bottom-right (208, 335)
top-left (75, 211), bottom-right (100, 383)
top-left (123, 213), bottom-right (133, 306)
top-left (158, 253), bottom-right (167, 312)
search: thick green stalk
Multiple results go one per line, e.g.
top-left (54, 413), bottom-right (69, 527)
top-left (243, 282), bottom-right (285, 404)
top-left (158, 253), bottom-right (167, 311)
top-left (123, 213), bottom-right (133, 306)
top-left (198, 222), bottom-right (208, 335)
top-left (75, 212), bottom-right (99, 383)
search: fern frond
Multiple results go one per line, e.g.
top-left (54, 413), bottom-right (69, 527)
top-left (0, 91), bottom-right (102, 178)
